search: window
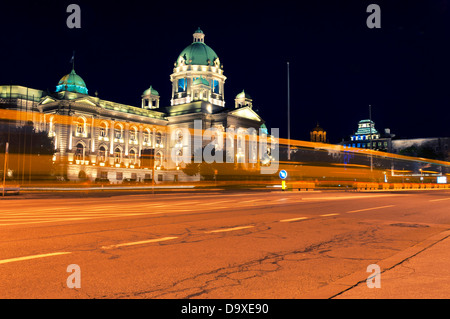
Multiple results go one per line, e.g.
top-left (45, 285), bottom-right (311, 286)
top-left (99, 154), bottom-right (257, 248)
top-left (156, 132), bottom-right (162, 145)
top-left (99, 123), bottom-right (107, 137)
top-left (115, 126), bottom-right (122, 139)
top-left (212, 79), bottom-right (220, 94)
top-left (98, 146), bottom-right (106, 162)
top-left (158, 174), bottom-right (163, 182)
top-left (155, 152), bottom-right (162, 167)
top-left (178, 78), bottom-right (187, 92)
top-left (129, 127), bottom-right (137, 141)
top-left (100, 171), bottom-right (108, 179)
top-left (114, 148), bottom-right (122, 163)
top-left (129, 149), bottom-right (137, 164)
top-left (75, 143), bottom-right (84, 160)
top-left (76, 118), bottom-right (85, 134)
top-left (116, 172), bottom-right (123, 181)
top-left (143, 130), bottom-right (150, 144)
top-left (131, 173), bottom-right (137, 181)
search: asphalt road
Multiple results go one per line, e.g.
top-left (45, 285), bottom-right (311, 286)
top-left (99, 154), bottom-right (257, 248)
top-left (0, 189), bottom-right (449, 299)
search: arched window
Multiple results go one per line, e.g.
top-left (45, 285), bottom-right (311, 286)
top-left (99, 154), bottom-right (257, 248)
top-left (143, 129), bottom-right (150, 145)
top-left (98, 146), bottom-right (106, 162)
top-left (129, 149), bottom-right (137, 164)
top-left (129, 126), bottom-right (137, 142)
top-left (99, 122), bottom-right (108, 137)
top-left (115, 125), bottom-right (123, 140)
top-left (156, 132), bottom-right (162, 146)
top-left (175, 149), bottom-right (183, 166)
top-left (155, 152), bottom-right (162, 168)
top-left (114, 147), bottom-right (122, 163)
top-left (75, 143), bottom-right (84, 161)
top-left (76, 118), bottom-right (86, 135)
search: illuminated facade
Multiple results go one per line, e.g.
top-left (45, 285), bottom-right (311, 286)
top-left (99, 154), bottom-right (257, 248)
top-left (0, 28), bottom-right (269, 183)
top-left (340, 119), bottom-right (393, 152)
top-left (310, 123), bottom-right (327, 143)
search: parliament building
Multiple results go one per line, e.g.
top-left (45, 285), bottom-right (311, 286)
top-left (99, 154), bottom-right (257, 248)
top-left (0, 28), bottom-right (269, 183)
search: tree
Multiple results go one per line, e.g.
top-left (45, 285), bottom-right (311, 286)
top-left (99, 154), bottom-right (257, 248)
top-left (0, 121), bottom-right (55, 182)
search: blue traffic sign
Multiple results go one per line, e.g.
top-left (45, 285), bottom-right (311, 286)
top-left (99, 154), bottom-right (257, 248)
top-left (279, 170), bottom-right (287, 179)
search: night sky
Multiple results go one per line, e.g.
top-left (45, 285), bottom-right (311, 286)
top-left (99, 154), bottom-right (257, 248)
top-left (1, 0), bottom-right (449, 143)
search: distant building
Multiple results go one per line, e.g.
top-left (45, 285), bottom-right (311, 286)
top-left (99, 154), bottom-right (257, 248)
top-left (340, 119), bottom-right (394, 152)
top-left (310, 123), bottom-right (327, 143)
top-left (392, 137), bottom-right (450, 161)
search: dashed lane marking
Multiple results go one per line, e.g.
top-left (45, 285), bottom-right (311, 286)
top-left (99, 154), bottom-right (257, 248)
top-left (101, 236), bottom-right (178, 250)
top-left (205, 225), bottom-right (254, 233)
top-left (0, 252), bottom-right (71, 265)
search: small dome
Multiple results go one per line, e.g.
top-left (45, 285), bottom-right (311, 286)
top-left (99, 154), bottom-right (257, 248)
top-left (236, 90), bottom-right (251, 99)
top-left (194, 27), bottom-right (203, 34)
top-left (312, 123), bottom-right (324, 132)
top-left (56, 69), bottom-right (88, 94)
top-left (142, 85), bottom-right (159, 96)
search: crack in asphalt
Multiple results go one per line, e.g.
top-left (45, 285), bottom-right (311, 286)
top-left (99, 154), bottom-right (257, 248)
top-left (328, 232), bottom-right (450, 299)
top-left (106, 233), bottom-right (354, 299)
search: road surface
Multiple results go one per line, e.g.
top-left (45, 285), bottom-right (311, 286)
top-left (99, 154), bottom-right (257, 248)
top-left (0, 189), bottom-right (449, 299)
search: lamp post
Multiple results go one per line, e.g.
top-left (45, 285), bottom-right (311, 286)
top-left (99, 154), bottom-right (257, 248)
top-left (287, 62), bottom-right (290, 161)
top-left (369, 104), bottom-right (373, 172)
top-left (2, 142), bottom-right (9, 197)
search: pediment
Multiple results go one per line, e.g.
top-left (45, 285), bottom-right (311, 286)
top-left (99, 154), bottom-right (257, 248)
top-left (228, 106), bottom-right (262, 122)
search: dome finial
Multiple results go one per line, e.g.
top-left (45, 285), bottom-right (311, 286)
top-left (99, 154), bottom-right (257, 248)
top-left (193, 27), bottom-right (205, 43)
top-left (70, 50), bottom-right (75, 71)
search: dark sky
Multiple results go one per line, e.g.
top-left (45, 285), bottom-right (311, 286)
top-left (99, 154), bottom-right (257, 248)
top-left (1, 0), bottom-right (449, 143)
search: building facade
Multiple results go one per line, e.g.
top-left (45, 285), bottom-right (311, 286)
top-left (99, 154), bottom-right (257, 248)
top-left (1, 28), bottom-right (271, 183)
top-left (340, 119), bottom-right (394, 152)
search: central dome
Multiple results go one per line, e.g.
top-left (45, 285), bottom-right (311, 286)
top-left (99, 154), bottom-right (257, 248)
top-left (56, 69), bottom-right (88, 95)
top-left (175, 28), bottom-right (220, 67)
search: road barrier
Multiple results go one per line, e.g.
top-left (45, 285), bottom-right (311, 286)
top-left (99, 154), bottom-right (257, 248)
top-left (354, 182), bottom-right (449, 191)
top-left (288, 182), bottom-right (316, 191)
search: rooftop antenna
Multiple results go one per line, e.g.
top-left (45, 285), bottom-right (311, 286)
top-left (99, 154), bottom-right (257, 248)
top-left (70, 51), bottom-right (75, 70)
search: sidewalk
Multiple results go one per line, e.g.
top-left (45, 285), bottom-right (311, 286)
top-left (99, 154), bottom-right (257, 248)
top-left (308, 229), bottom-right (450, 299)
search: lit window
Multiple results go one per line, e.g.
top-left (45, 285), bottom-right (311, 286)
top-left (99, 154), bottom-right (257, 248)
top-left (129, 149), bottom-right (137, 164)
top-left (115, 127), bottom-right (122, 139)
top-left (98, 146), bottom-right (106, 162)
top-left (178, 78), bottom-right (187, 92)
top-left (212, 79), bottom-right (220, 94)
top-left (99, 123), bottom-right (107, 137)
top-left (75, 143), bottom-right (84, 160)
top-left (76, 119), bottom-right (85, 134)
top-left (114, 148), bottom-right (122, 163)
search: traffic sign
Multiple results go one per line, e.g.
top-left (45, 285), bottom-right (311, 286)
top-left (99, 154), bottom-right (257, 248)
top-left (279, 170), bottom-right (287, 179)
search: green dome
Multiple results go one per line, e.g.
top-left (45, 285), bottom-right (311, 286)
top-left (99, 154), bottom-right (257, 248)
top-left (176, 42), bottom-right (219, 67)
top-left (56, 69), bottom-right (88, 94)
top-left (142, 85), bottom-right (159, 96)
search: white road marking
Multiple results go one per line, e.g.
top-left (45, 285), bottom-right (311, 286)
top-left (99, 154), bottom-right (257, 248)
top-left (279, 217), bottom-right (308, 222)
top-left (0, 252), bottom-right (71, 265)
top-left (198, 200), bottom-right (231, 205)
top-left (101, 236), bottom-right (178, 250)
top-left (346, 205), bottom-right (395, 213)
top-left (205, 225), bottom-right (254, 233)
top-left (302, 194), bottom-right (404, 201)
top-left (320, 213), bottom-right (339, 217)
